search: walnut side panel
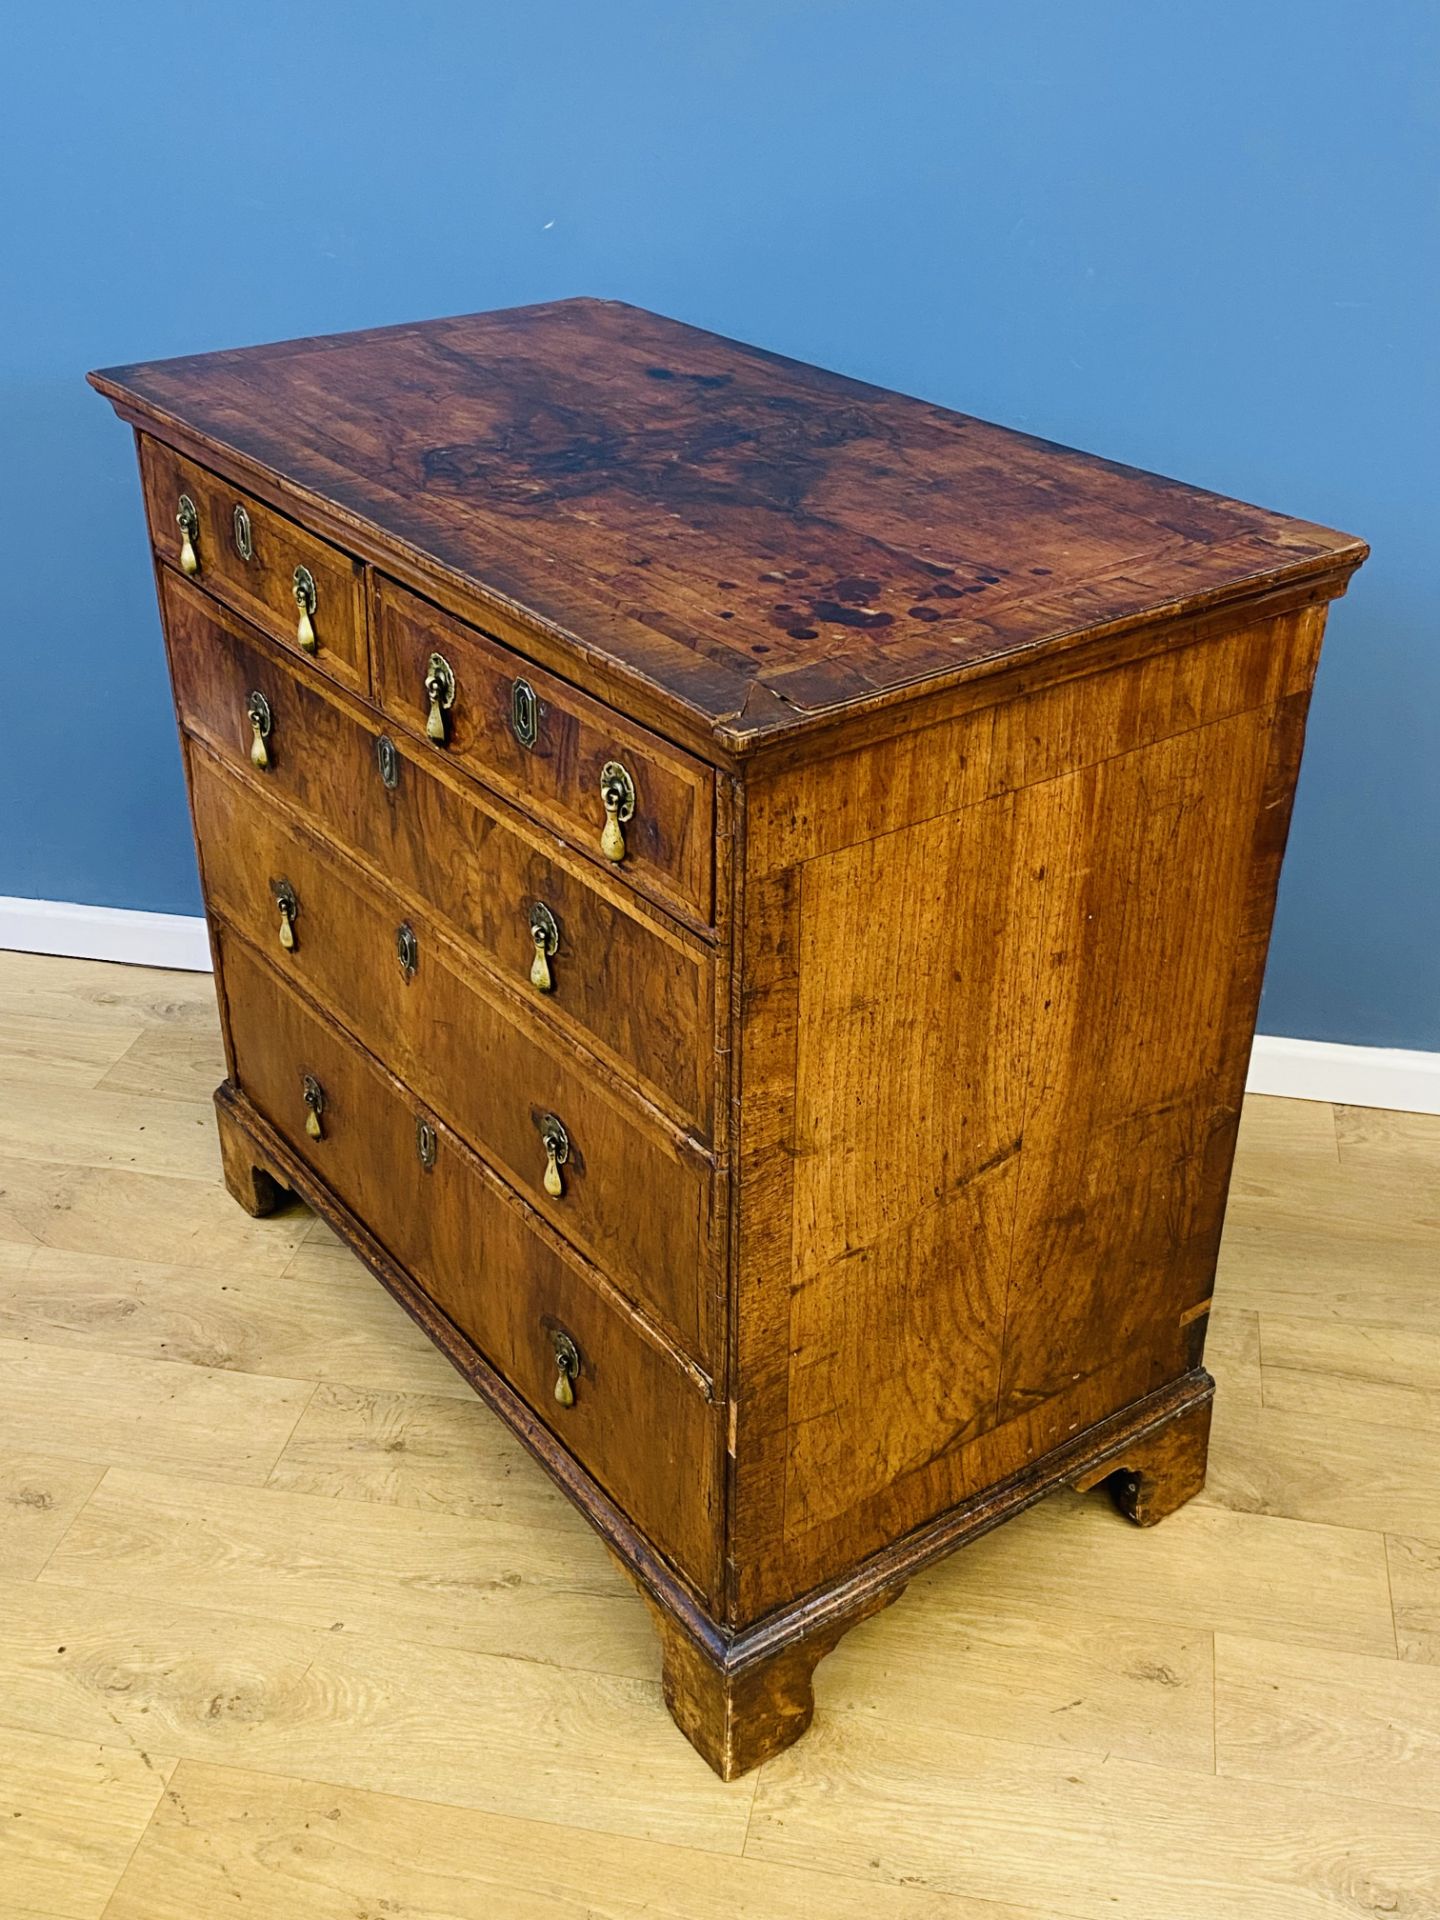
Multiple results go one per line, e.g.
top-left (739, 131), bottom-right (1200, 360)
top-left (729, 603), bottom-right (1329, 1621)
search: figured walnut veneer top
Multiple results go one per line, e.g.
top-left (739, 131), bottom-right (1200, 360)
top-left (91, 297), bottom-right (1365, 751)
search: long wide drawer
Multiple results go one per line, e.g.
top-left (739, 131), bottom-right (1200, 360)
top-left (218, 931), bottom-right (718, 1594)
top-left (375, 578), bottom-right (714, 925)
top-left (162, 570), bottom-right (713, 1136)
top-left (142, 439), bottom-right (368, 694)
top-left (193, 746), bottom-right (713, 1360)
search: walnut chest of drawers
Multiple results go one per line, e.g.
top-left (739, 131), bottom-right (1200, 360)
top-left (91, 300), bottom-right (1366, 1777)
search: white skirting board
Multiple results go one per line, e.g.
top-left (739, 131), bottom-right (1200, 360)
top-left (0, 895), bottom-right (213, 973)
top-left (0, 895), bottom-right (1436, 1115)
top-left (1244, 1035), bottom-right (1440, 1116)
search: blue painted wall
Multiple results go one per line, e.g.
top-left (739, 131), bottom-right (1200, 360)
top-left (2, 2), bottom-right (1435, 1047)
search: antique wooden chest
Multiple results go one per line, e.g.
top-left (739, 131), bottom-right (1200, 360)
top-left (91, 301), bottom-right (1366, 1776)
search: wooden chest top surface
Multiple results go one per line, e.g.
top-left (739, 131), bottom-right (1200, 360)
top-left (90, 297), bottom-right (1364, 750)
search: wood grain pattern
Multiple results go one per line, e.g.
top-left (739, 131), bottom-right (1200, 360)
top-left (0, 1147), bottom-right (308, 1270)
top-left (1204, 1387), bottom-right (1440, 1538)
top-left (0, 1726), bottom-right (175, 1920)
top-left (0, 1244), bottom-right (473, 1401)
top-left (217, 933), bottom-right (721, 1593)
top-left (874, 1469), bottom-right (1396, 1657)
top-left (266, 1379), bottom-right (569, 1510)
top-left (92, 300), bottom-right (1365, 755)
top-left (141, 437), bottom-right (369, 694)
top-left (191, 745), bottom-right (715, 1355)
top-left (164, 570), bottom-right (714, 1129)
top-left (92, 301), bottom-right (1368, 1774)
top-left (375, 575), bottom-right (714, 920)
top-left (0, 1338), bottom-right (313, 1486)
top-left (1, 945), bottom-right (1437, 1913)
top-left (821, 1599), bottom-right (1216, 1771)
top-left (39, 1464), bottom-right (658, 1680)
top-left (0, 1447), bottom-right (104, 1582)
top-left (95, 1024), bottom-right (228, 1103)
top-left (1389, 1532), bottom-right (1440, 1665)
top-left (0, 1077), bottom-right (220, 1183)
top-left (747, 1710), bottom-right (1440, 1920)
top-left (1213, 1634), bottom-right (1440, 1812)
top-left (104, 1761), bottom-right (1039, 1920)
top-left (729, 609), bottom-right (1322, 1622)
top-left (0, 1576), bottom-right (750, 1854)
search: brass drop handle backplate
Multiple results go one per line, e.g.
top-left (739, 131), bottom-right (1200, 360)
top-left (528, 901), bottom-right (559, 993)
top-left (302, 1073), bottom-right (326, 1141)
top-left (176, 494), bottom-right (200, 576)
top-left (246, 690), bottom-right (273, 770)
top-left (293, 566), bottom-right (318, 652)
top-left (232, 503), bottom-right (254, 562)
top-left (538, 1112), bottom-right (569, 1198)
top-left (423, 652), bottom-right (456, 744)
top-left (395, 921), bottom-right (419, 980)
top-left (599, 761), bottom-right (635, 863)
top-left (271, 878), bottom-right (299, 952)
top-left (415, 1116), bottom-right (437, 1169)
top-left (551, 1328), bottom-right (580, 1408)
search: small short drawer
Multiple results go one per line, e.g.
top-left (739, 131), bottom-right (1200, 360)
top-left (162, 572), bottom-right (713, 1136)
top-left (192, 745), bottom-right (714, 1360)
top-left (219, 930), bottom-right (718, 1595)
top-left (374, 578), bottom-right (713, 924)
top-left (141, 437), bottom-right (368, 693)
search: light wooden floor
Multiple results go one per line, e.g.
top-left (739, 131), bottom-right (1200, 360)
top-left (0, 951), bottom-right (1437, 1920)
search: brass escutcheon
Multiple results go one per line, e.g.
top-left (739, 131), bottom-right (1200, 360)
top-left (176, 495), bottom-right (200, 576)
top-left (271, 878), bottom-right (299, 952)
top-left (423, 652), bottom-right (456, 744)
top-left (395, 921), bottom-right (419, 980)
top-left (232, 502), bottom-right (254, 562)
top-left (292, 566), bottom-right (318, 652)
top-left (415, 1116), bottom-right (437, 1169)
top-left (246, 689), bottom-right (273, 770)
top-left (528, 900), bottom-right (559, 993)
top-left (550, 1328), bottom-right (580, 1408)
top-left (375, 734), bottom-right (400, 790)
top-left (302, 1073), bottom-right (325, 1141)
top-left (510, 676), bottom-right (539, 749)
top-left (538, 1112), bottom-right (569, 1199)
top-left (599, 760), bottom-right (635, 863)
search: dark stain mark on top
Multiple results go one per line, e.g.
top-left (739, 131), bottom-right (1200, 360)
top-left (809, 602), bottom-right (894, 630)
top-left (646, 366), bottom-right (734, 389)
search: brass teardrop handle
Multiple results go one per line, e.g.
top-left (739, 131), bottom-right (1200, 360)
top-left (176, 495), bottom-right (200, 576)
top-left (538, 1112), bottom-right (569, 1198)
top-left (302, 1073), bottom-right (325, 1141)
top-left (551, 1329), bottom-right (580, 1408)
top-left (246, 690), bottom-right (272, 771)
top-left (271, 879), bottom-right (299, 952)
top-left (599, 761), bottom-right (635, 863)
top-left (423, 652), bottom-right (456, 745)
top-left (293, 566), bottom-right (318, 652)
top-left (528, 901), bottom-right (558, 993)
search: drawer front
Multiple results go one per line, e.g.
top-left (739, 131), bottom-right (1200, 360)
top-left (162, 571), bottom-right (712, 1135)
top-left (193, 748), bottom-right (712, 1358)
top-left (375, 579), bottom-right (714, 924)
top-left (142, 437), bottom-right (368, 693)
top-left (218, 931), bottom-right (717, 1593)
